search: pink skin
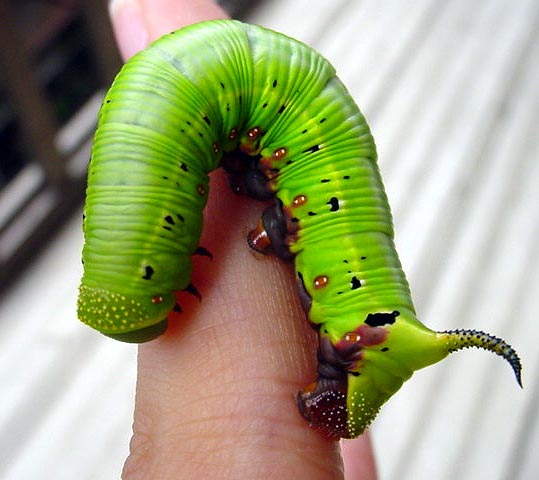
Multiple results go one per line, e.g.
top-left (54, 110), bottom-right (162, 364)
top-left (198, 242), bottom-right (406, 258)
top-left (109, 1), bottom-right (377, 478)
top-left (109, 0), bottom-right (226, 59)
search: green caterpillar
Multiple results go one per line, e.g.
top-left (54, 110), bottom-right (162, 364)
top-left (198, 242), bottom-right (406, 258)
top-left (78, 20), bottom-right (522, 439)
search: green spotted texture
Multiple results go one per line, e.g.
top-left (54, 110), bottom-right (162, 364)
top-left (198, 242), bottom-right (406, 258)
top-left (78, 20), bottom-right (522, 437)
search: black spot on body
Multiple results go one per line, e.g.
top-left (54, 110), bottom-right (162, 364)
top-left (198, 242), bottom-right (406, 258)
top-left (278, 104), bottom-right (286, 114)
top-left (176, 214), bottom-right (185, 222)
top-left (164, 215), bottom-right (174, 225)
top-left (350, 276), bottom-right (361, 290)
top-left (272, 79), bottom-right (278, 88)
top-left (321, 178), bottom-right (330, 183)
top-left (142, 266), bottom-right (154, 280)
top-left (203, 116), bottom-right (211, 126)
top-left (327, 197), bottom-right (340, 212)
top-left (163, 226), bottom-right (172, 231)
top-left (381, 347), bottom-right (389, 352)
top-left (303, 144), bottom-right (320, 154)
top-left (364, 311), bottom-right (400, 327)
top-left (343, 175), bottom-right (350, 180)
top-left (173, 303), bottom-right (182, 313)
top-left (308, 211), bottom-right (317, 216)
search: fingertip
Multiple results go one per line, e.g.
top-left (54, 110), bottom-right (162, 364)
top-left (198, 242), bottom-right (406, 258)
top-left (109, 0), bottom-right (229, 60)
top-left (109, 0), bottom-right (149, 59)
top-left (341, 434), bottom-right (378, 480)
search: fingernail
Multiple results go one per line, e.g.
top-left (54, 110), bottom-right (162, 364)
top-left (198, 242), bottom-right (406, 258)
top-left (108, 0), bottom-right (149, 59)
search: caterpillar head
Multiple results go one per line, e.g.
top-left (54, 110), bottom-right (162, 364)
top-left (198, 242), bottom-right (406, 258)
top-left (77, 285), bottom-right (174, 342)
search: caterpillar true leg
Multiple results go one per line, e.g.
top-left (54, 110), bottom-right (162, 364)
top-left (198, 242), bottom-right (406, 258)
top-left (247, 201), bottom-right (293, 261)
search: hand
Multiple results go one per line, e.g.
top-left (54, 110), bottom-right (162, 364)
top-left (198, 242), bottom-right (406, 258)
top-left (109, 1), bottom-right (377, 478)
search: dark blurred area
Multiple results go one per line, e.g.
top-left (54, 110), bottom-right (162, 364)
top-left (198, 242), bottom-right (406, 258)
top-left (0, 0), bottom-right (111, 189)
top-left (0, 0), bottom-right (121, 291)
top-left (0, 0), bottom-right (256, 292)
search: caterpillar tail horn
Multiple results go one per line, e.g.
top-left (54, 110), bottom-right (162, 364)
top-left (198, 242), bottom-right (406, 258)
top-left (440, 329), bottom-right (522, 387)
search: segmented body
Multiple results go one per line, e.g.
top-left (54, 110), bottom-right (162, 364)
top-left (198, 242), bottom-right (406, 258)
top-left (78, 20), bottom-right (522, 439)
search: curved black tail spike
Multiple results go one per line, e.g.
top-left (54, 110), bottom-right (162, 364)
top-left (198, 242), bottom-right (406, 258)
top-left (442, 329), bottom-right (522, 387)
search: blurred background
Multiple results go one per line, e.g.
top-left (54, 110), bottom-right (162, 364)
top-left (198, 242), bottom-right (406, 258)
top-left (0, 0), bottom-right (537, 478)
